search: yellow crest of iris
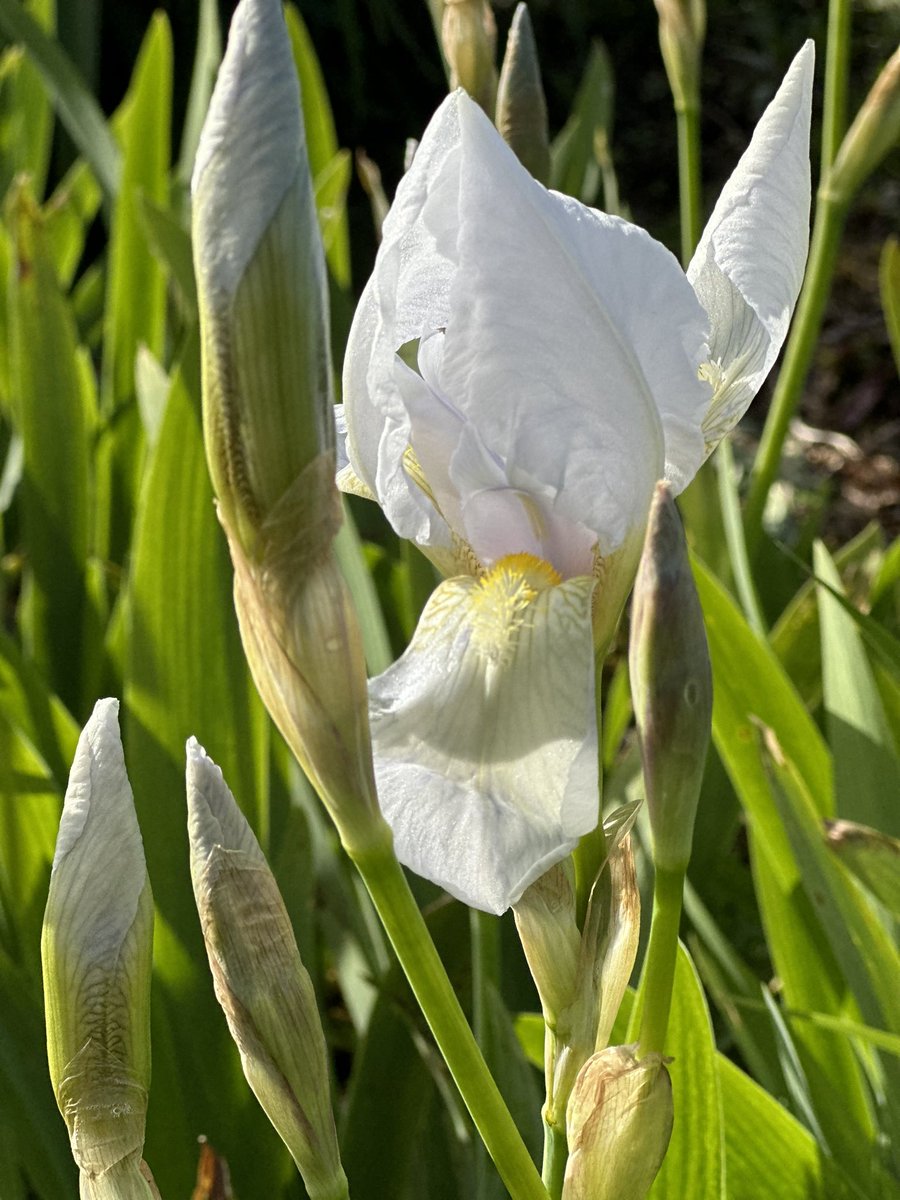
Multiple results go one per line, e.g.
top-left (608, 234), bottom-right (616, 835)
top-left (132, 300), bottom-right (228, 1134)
top-left (470, 553), bottom-right (563, 665)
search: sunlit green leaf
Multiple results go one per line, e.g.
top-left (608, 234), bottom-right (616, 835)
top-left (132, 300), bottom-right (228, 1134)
top-left (0, 0), bottom-right (119, 202)
top-left (122, 331), bottom-right (282, 1198)
top-left (101, 11), bottom-right (171, 413)
top-left (880, 235), bottom-right (900, 377)
top-left (719, 1055), bottom-right (872, 1199)
top-left (550, 40), bottom-right (614, 205)
top-left (815, 540), bottom-right (900, 836)
top-left (7, 181), bottom-right (100, 717)
top-left (647, 944), bottom-right (725, 1200)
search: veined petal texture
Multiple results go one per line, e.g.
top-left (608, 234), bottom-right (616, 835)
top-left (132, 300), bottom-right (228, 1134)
top-left (686, 40), bottom-right (814, 466)
top-left (343, 89), bottom-right (710, 561)
top-left (369, 557), bottom-right (598, 913)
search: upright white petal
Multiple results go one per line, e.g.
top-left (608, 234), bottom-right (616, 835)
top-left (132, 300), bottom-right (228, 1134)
top-left (344, 90), bottom-right (710, 560)
top-left (368, 559), bottom-right (598, 914)
top-left (685, 41), bottom-right (814, 472)
top-left (437, 98), bottom-right (708, 551)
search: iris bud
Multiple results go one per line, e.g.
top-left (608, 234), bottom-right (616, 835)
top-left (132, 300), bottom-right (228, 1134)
top-left (496, 4), bottom-right (550, 184)
top-left (442, 0), bottom-right (498, 114)
top-left (187, 741), bottom-right (349, 1200)
top-left (629, 482), bottom-right (712, 873)
top-left (562, 1045), bottom-right (673, 1200)
top-left (826, 47), bottom-right (900, 208)
top-left (42, 700), bottom-right (157, 1200)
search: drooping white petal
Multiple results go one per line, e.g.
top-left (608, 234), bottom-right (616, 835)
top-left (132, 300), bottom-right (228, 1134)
top-left (192, 0), bottom-right (302, 299)
top-left (343, 89), bottom-right (711, 559)
top-left (685, 41), bottom-right (814, 470)
top-left (368, 561), bottom-right (599, 914)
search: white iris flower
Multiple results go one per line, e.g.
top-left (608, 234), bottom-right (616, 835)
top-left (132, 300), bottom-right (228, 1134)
top-left (339, 43), bottom-right (814, 914)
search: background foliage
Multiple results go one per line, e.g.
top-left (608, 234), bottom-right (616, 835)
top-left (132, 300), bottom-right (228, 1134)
top-left (0, 0), bottom-right (897, 1197)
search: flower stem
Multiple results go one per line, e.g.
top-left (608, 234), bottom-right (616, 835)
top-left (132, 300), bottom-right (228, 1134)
top-left (573, 658), bottom-right (606, 927)
top-left (822, 0), bottom-right (853, 173)
top-left (349, 833), bottom-right (548, 1200)
top-left (471, 908), bottom-right (501, 1199)
top-left (742, 190), bottom-right (848, 557)
top-left (676, 100), bottom-right (702, 267)
top-left (638, 864), bottom-right (686, 1056)
top-left (541, 1116), bottom-right (568, 1200)
top-left (744, 0), bottom-right (852, 554)
top-left (714, 439), bottom-right (766, 637)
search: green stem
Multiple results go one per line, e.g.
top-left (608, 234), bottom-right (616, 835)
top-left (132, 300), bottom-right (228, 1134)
top-left (676, 100), bottom-right (703, 267)
top-left (349, 835), bottom-right (548, 1200)
top-left (715, 438), bottom-right (766, 637)
top-left (541, 1117), bottom-right (568, 1200)
top-left (471, 908), bottom-right (501, 1199)
top-left (638, 865), bottom-right (687, 1056)
top-left (742, 191), bottom-right (848, 557)
top-left (471, 910), bottom-right (500, 1046)
top-left (573, 657), bottom-right (606, 928)
top-left (822, 0), bottom-right (852, 174)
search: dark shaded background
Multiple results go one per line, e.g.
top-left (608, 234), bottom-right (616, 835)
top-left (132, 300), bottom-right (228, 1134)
top-left (55, 0), bottom-right (900, 532)
top-left (62, 0), bottom-right (898, 275)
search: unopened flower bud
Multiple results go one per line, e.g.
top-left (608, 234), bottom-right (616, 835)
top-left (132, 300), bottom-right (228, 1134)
top-left (187, 741), bottom-right (349, 1200)
top-left (42, 700), bottom-right (157, 1200)
top-left (562, 1046), bottom-right (673, 1200)
top-left (826, 47), bottom-right (900, 208)
top-left (495, 4), bottom-right (550, 184)
top-left (192, 0), bottom-right (332, 558)
top-left (193, 0), bottom-right (383, 854)
top-left (629, 482), bottom-right (712, 872)
top-left (653, 0), bottom-right (705, 112)
top-left (442, 0), bottom-right (498, 114)
top-left (825, 818), bottom-right (900, 916)
top-left (229, 457), bottom-right (382, 852)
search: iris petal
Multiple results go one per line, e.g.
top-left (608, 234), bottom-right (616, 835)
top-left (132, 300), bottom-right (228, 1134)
top-left (685, 41), bottom-right (814, 472)
top-left (369, 559), bottom-right (598, 913)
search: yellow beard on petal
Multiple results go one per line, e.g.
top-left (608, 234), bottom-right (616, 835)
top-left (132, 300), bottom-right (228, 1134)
top-left (469, 553), bottom-right (562, 666)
